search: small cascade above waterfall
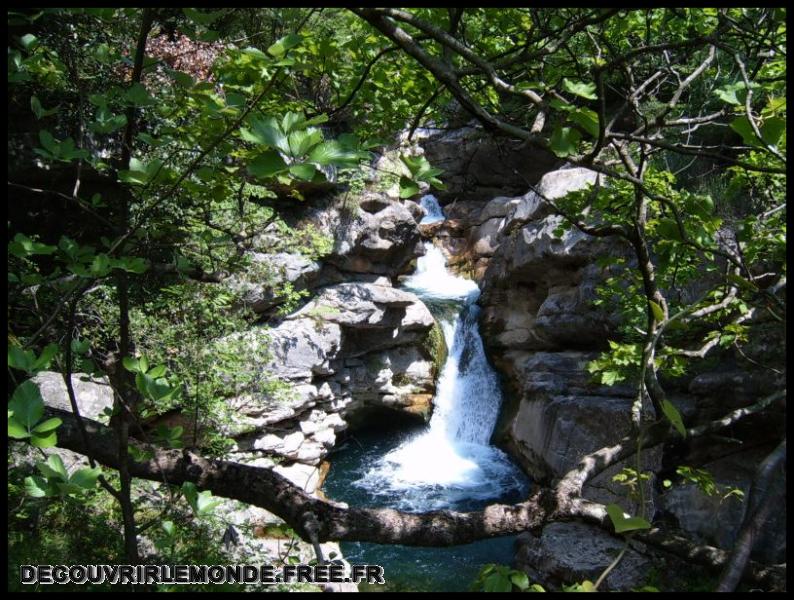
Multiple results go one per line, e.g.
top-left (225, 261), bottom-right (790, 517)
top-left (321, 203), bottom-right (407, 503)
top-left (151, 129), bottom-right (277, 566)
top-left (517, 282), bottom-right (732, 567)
top-left (403, 243), bottom-right (480, 303)
top-left (352, 239), bottom-right (528, 511)
top-left (419, 194), bottom-right (446, 224)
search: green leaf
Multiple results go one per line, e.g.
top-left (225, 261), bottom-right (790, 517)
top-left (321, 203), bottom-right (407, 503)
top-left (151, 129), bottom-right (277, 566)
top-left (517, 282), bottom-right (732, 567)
top-left (267, 33), bottom-right (303, 58)
top-left (550, 126), bottom-right (581, 157)
top-left (569, 108), bottom-right (600, 137)
top-left (20, 33), bottom-right (39, 51)
top-left (30, 95), bottom-right (58, 119)
top-left (240, 116), bottom-right (290, 153)
top-left (115, 256), bottom-right (149, 274)
top-left (661, 399), bottom-right (686, 437)
top-left (656, 218), bottom-right (682, 241)
top-left (89, 106), bottom-right (127, 134)
top-left (8, 419), bottom-right (28, 440)
top-left (9, 380), bottom-right (45, 433)
top-left (9, 233), bottom-right (57, 258)
top-left (124, 82), bottom-right (154, 106)
top-left (119, 157), bottom-right (164, 186)
top-left (195, 490), bottom-right (223, 517)
top-left (399, 176), bottom-right (420, 199)
top-left (70, 466), bottom-right (101, 490)
top-left (182, 481), bottom-right (204, 515)
top-left (308, 141), bottom-right (349, 166)
top-left (90, 253), bottom-right (112, 277)
top-left (8, 345), bottom-right (34, 372)
top-left (147, 364), bottom-right (166, 379)
top-left (30, 429), bottom-right (58, 448)
top-left (605, 503), bottom-right (652, 533)
top-left (122, 356), bottom-right (141, 373)
top-left (32, 417), bottom-right (62, 433)
top-left (162, 520), bottom-right (176, 537)
top-left (24, 475), bottom-right (51, 498)
top-left (726, 273), bottom-right (758, 292)
top-left (169, 69), bottom-right (194, 88)
top-left (563, 78), bottom-right (597, 100)
top-left (247, 150), bottom-right (287, 179)
top-left (759, 117), bottom-right (785, 147)
top-left (287, 128), bottom-right (323, 157)
top-left (510, 571), bottom-right (529, 590)
top-left (289, 163), bottom-right (317, 181)
top-left (39, 454), bottom-right (69, 481)
top-left (649, 300), bottom-right (665, 323)
top-left (32, 344), bottom-right (59, 371)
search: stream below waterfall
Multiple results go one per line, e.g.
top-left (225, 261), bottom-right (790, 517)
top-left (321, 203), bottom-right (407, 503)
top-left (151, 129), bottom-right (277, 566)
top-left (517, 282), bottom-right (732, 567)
top-left (323, 196), bottom-right (531, 591)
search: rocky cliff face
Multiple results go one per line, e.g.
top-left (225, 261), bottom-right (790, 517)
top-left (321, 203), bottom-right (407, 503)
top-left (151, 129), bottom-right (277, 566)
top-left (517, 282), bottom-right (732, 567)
top-left (416, 128), bottom-right (786, 584)
top-left (213, 189), bottom-right (446, 485)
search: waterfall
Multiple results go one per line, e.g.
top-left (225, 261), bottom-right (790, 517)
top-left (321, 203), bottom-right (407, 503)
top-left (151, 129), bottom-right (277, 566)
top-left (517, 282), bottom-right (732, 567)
top-left (352, 239), bottom-right (527, 511)
top-left (419, 194), bottom-right (446, 224)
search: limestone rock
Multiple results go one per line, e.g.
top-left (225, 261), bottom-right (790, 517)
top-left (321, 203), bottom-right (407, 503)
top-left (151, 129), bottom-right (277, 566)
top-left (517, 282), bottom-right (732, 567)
top-left (31, 371), bottom-right (113, 421)
top-left (226, 252), bottom-right (321, 314)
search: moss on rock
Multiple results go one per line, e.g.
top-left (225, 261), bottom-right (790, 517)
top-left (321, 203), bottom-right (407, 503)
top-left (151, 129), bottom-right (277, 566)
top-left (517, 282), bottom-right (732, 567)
top-left (422, 317), bottom-right (448, 377)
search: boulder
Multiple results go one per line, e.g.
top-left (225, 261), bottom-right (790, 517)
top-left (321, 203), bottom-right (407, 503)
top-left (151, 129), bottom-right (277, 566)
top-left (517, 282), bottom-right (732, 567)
top-left (261, 319), bottom-right (343, 381)
top-left (31, 371), bottom-right (113, 421)
top-left (418, 125), bottom-right (560, 202)
top-left (288, 283), bottom-right (434, 358)
top-left (308, 194), bottom-right (424, 279)
top-left (659, 446), bottom-right (786, 564)
top-left (515, 523), bottom-right (653, 591)
top-left (226, 252), bottom-right (321, 314)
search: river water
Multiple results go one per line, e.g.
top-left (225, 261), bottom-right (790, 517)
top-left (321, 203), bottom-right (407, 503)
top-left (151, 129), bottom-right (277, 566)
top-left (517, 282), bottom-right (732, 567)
top-left (323, 196), bottom-right (530, 591)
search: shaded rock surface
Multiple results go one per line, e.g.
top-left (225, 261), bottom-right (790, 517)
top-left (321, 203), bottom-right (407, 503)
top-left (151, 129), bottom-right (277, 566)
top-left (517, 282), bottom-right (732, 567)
top-left (515, 523), bottom-right (653, 591)
top-left (416, 124), bottom-right (560, 202)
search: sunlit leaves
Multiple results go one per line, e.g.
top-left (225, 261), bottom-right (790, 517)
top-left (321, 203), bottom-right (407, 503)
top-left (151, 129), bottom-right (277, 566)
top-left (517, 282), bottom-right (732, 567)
top-left (182, 482), bottom-right (223, 518)
top-left (8, 380), bottom-right (61, 448)
top-left (240, 116), bottom-right (290, 152)
top-left (267, 33), bottom-right (303, 59)
top-left (569, 108), bottom-right (600, 137)
top-left (472, 564), bottom-right (535, 592)
top-left (118, 157), bottom-right (165, 185)
top-left (123, 356), bottom-right (180, 403)
top-left (649, 300), bottom-right (665, 323)
top-left (399, 154), bottom-right (445, 198)
top-left (605, 503), bottom-right (652, 533)
top-left (730, 115), bottom-right (786, 149)
top-left (247, 150), bottom-right (288, 179)
top-left (8, 233), bottom-right (57, 258)
top-left (562, 78), bottom-right (597, 100)
top-left (8, 343), bottom-right (59, 374)
top-left (241, 111), bottom-right (366, 183)
top-left (24, 454), bottom-right (101, 498)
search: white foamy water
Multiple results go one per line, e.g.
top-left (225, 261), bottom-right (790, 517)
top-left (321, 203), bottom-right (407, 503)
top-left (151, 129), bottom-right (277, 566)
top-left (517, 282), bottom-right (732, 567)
top-left (402, 244), bottom-right (480, 303)
top-left (419, 194), bottom-right (446, 224)
top-left (353, 239), bottom-right (526, 511)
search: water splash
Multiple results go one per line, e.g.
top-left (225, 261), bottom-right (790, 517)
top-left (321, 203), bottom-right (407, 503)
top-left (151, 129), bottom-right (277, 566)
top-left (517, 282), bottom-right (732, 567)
top-left (419, 194), bottom-right (446, 224)
top-left (353, 240), bottom-right (527, 511)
